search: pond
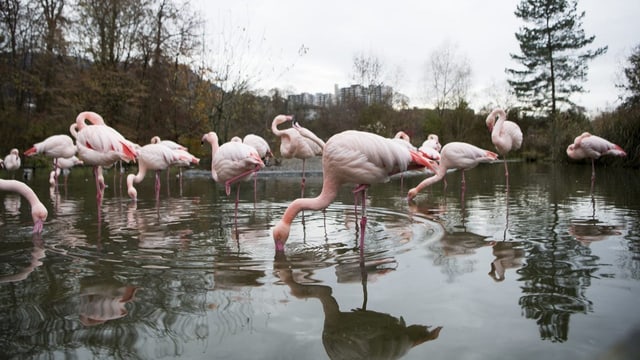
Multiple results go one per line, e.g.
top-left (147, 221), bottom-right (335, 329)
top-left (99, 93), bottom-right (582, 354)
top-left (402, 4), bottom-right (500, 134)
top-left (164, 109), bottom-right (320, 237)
top-left (1, 160), bottom-right (639, 359)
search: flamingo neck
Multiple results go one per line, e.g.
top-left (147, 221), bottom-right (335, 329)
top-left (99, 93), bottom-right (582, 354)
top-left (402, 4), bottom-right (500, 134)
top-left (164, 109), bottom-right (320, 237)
top-left (281, 177), bottom-right (339, 226)
top-left (208, 141), bottom-right (220, 182)
top-left (412, 164), bottom-right (447, 194)
top-left (271, 115), bottom-right (289, 137)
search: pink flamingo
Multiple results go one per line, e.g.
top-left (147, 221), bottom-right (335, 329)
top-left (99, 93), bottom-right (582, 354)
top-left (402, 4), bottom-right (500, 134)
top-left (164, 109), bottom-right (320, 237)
top-left (71, 111), bottom-right (138, 205)
top-left (486, 109), bottom-right (523, 178)
top-left (407, 142), bottom-right (498, 201)
top-left (271, 115), bottom-right (324, 196)
top-left (24, 134), bottom-right (77, 186)
top-left (418, 134), bottom-right (442, 162)
top-left (150, 136), bottom-right (187, 151)
top-left (2, 148), bottom-right (21, 178)
top-left (51, 156), bottom-right (83, 187)
top-left (243, 134), bottom-right (273, 164)
top-left (150, 136), bottom-right (195, 185)
top-left (127, 144), bottom-right (198, 201)
top-left (566, 132), bottom-right (626, 186)
top-left (272, 130), bottom-right (437, 252)
top-left (232, 134), bottom-right (272, 204)
top-left (201, 131), bottom-right (265, 212)
top-left (422, 134), bottom-right (442, 152)
top-left (0, 179), bottom-right (48, 233)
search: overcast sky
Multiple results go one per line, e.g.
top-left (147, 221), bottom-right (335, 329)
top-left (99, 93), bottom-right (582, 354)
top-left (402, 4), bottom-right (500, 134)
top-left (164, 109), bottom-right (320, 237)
top-left (192, 0), bottom-right (640, 114)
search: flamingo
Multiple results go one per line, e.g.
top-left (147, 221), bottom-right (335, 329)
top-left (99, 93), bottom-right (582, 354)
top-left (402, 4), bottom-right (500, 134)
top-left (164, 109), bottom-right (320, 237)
top-left (422, 134), bottom-right (442, 152)
top-left (24, 134), bottom-right (77, 186)
top-left (201, 131), bottom-right (265, 211)
top-left (0, 179), bottom-right (48, 233)
top-left (271, 114), bottom-right (324, 196)
top-left (71, 111), bottom-right (138, 209)
top-left (407, 142), bottom-right (498, 201)
top-left (126, 143), bottom-right (194, 201)
top-left (150, 135), bottom-right (196, 185)
top-left (485, 109), bottom-right (523, 178)
top-left (566, 132), bottom-right (626, 186)
top-left (272, 130), bottom-right (437, 252)
top-left (2, 148), bottom-right (21, 178)
top-left (418, 134), bottom-right (442, 162)
top-left (150, 136), bottom-right (187, 151)
top-left (231, 134), bottom-right (273, 204)
top-left (51, 156), bottom-right (83, 187)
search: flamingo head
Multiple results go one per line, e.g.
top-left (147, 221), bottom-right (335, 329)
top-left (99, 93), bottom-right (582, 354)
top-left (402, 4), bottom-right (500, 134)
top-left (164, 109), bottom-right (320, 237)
top-left (394, 131), bottom-right (411, 142)
top-left (31, 203), bottom-right (48, 234)
top-left (201, 132), bottom-right (218, 146)
top-left (407, 187), bottom-right (420, 201)
top-left (272, 220), bottom-right (291, 252)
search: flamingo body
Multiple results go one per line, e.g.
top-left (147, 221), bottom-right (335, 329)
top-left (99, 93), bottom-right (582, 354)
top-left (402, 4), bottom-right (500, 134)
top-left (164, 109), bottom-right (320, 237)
top-left (272, 130), bottom-right (436, 251)
top-left (3, 148), bottom-right (21, 172)
top-left (150, 136), bottom-right (188, 151)
top-left (243, 134), bottom-right (273, 161)
top-left (24, 135), bottom-right (76, 159)
top-left (202, 132), bottom-right (265, 196)
top-left (271, 115), bottom-right (324, 160)
top-left (408, 142), bottom-right (498, 200)
top-left (567, 133), bottom-right (626, 160)
top-left (126, 143), bottom-right (182, 200)
top-left (486, 109), bottom-right (522, 156)
top-left (0, 179), bottom-right (48, 233)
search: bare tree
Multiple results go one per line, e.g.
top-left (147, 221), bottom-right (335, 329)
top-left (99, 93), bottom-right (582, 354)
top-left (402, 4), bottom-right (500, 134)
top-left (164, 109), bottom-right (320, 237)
top-left (423, 41), bottom-right (472, 116)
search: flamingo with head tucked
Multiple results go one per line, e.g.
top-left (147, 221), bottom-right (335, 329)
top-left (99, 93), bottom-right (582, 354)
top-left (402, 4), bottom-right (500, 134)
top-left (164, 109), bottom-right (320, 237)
top-left (271, 115), bottom-right (324, 196)
top-left (567, 132), bottom-right (626, 187)
top-left (272, 130), bottom-right (436, 252)
top-left (3, 148), bottom-right (21, 178)
top-left (407, 142), bottom-right (498, 201)
top-left (485, 109), bottom-right (522, 180)
top-left (0, 179), bottom-right (48, 233)
top-left (201, 132), bottom-right (265, 212)
top-left (71, 111), bottom-right (138, 205)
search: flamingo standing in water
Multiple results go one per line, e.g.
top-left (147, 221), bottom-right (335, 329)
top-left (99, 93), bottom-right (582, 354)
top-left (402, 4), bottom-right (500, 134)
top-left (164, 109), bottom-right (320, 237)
top-left (485, 109), bottom-right (522, 180)
top-left (0, 179), bottom-right (48, 233)
top-left (127, 143), bottom-right (195, 201)
top-left (272, 130), bottom-right (436, 252)
top-left (201, 131), bottom-right (265, 213)
top-left (150, 135), bottom-right (195, 186)
top-left (566, 132), bottom-right (626, 187)
top-left (407, 142), bottom-right (498, 201)
top-left (271, 115), bottom-right (324, 196)
top-left (232, 134), bottom-right (273, 204)
top-left (71, 111), bottom-right (138, 206)
top-left (2, 148), bottom-right (21, 178)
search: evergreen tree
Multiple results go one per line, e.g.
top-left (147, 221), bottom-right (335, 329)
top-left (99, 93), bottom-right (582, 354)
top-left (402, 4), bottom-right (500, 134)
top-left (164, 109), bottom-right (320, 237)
top-left (507, 0), bottom-right (607, 115)
top-left (618, 44), bottom-right (640, 108)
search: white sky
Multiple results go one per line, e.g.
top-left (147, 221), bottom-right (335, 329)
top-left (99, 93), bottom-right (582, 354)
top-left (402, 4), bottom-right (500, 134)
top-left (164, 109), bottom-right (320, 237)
top-left (192, 0), bottom-right (640, 115)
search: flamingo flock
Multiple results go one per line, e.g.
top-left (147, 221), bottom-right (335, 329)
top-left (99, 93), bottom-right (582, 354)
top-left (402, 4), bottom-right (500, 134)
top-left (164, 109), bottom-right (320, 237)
top-left (0, 110), bottom-right (628, 252)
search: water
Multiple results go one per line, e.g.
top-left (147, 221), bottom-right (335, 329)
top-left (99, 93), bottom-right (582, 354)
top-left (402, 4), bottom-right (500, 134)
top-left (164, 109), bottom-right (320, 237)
top-left (1, 161), bottom-right (639, 359)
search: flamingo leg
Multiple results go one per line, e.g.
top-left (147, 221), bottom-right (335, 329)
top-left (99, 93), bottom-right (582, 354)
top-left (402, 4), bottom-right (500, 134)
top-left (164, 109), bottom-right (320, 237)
top-left (155, 170), bottom-right (161, 201)
top-left (235, 182), bottom-right (240, 223)
top-left (359, 187), bottom-right (368, 251)
top-left (253, 173), bottom-right (258, 207)
top-left (224, 165), bottom-right (261, 196)
top-left (300, 159), bottom-right (306, 197)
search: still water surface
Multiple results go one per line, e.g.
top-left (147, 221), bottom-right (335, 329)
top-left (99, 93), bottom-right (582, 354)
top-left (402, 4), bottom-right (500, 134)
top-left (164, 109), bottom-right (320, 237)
top-left (1, 161), bottom-right (639, 359)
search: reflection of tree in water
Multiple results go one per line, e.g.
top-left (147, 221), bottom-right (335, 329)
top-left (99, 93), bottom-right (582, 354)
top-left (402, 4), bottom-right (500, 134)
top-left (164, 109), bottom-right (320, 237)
top-left (275, 253), bottom-right (442, 359)
top-left (517, 239), bottom-right (599, 342)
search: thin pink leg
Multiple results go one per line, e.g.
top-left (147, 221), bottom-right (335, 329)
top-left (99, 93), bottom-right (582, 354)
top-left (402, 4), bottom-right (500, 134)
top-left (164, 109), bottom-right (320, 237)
top-left (300, 159), bottom-right (306, 197)
top-left (155, 171), bottom-right (161, 201)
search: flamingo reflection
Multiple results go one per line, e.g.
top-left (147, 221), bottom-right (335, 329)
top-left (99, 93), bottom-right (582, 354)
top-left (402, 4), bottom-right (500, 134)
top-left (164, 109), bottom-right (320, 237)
top-left (274, 253), bottom-right (442, 359)
top-left (569, 219), bottom-right (623, 247)
top-left (488, 241), bottom-right (526, 282)
top-left (78, 279), bottom-right (138, 326)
